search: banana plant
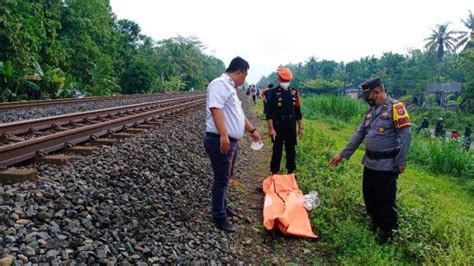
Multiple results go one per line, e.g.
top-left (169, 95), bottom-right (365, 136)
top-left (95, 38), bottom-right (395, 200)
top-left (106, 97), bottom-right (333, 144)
top-left (90, 63), bottom-right (119, 96)
top-left (55, 75), bottom-right (75, 98)
top-left (0, 61), bottom-right (17, 101)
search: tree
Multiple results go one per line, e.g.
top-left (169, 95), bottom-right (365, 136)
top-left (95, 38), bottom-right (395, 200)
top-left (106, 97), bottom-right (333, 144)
top-left (424, 24), bottom-right (458, 61)
top-left (59, 0), bottom-right (117, 87)
top-left (459, 48), bottom-right (474, 112)
top-left (0, 1), bottom-right (225, 101)
top-left (456, 10), bottom-right (474, 51)
top-left (120, 56), bottom-right (156, 94)
top-left (302, 78), bottom-right (344, 90)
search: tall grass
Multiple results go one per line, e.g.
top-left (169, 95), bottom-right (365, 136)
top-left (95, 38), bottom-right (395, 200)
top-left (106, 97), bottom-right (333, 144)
top-left (302, 95), bottom-right (474, 179)
top-left (302, 95), bottom-right (366, 123)
top-left (410, 135), bottom-right (474, 178)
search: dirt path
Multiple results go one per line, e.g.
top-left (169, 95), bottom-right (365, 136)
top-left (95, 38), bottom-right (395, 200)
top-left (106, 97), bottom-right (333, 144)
top-left (229, 98), bottom-right (322, 264)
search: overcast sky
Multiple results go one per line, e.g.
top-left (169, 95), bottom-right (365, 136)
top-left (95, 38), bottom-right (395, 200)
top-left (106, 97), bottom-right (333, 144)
top-left (110, 0), bottom-right (473, 84)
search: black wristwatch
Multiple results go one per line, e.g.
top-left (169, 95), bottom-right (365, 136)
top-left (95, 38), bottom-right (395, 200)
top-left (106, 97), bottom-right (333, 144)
top-left (249, 128), bottom-right (257, 134)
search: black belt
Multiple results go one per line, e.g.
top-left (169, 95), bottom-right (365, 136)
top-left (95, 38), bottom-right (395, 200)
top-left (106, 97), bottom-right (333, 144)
top-left (365, 149), bottom-right (399, 160)
top-left (206, 132), bottom-right (238, 142)
top-left (274, 114), bottom-right (295, 120)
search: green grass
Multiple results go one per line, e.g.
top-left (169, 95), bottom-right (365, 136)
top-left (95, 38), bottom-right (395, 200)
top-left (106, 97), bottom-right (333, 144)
top-left (301, 95), bottom-right (366, 123)
top-left (410, 135), bottom-right (474, 178)
top-left (301, 95), bottom-right (473, 179)
top-left (253, 95), bottom-right (474, 263)
top-left (293, 96), bottom-right (474, 264)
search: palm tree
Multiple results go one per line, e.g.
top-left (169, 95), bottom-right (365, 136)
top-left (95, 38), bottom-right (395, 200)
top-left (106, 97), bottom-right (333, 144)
top-left (455, 10), bottom-right (474, 51)
top-left (424, 23), bottom-right (458, 61)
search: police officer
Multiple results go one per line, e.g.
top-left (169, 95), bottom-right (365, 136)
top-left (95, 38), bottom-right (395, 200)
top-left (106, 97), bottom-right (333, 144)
top-left (266, 68), bottom-right (303, 174)
top-left (329, 77), bottom-right (412, 241)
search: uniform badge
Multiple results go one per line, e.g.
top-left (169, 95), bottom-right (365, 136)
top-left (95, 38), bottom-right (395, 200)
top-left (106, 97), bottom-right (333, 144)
top-left (396, 105), bottom-right (405, 115)
top-left (366, 113), bottom-right (372, 119)
top-left (378, 127), bottom-right (385, 133)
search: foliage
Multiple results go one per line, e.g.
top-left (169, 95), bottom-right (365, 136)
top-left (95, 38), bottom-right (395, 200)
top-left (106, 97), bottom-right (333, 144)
top-left (257, 13), bottom-right (472, 110)
top-left (0, 1), bottom-right (224, 102)
top-left (302, 78), bottom-right (344, 90)
top-left (459, 48), bottom-right (474, 112)
top-left (151, 75), bottom-right (186, 93)
top-left (301, 95), bottom-right (366, 123)
top-left (456, 10), bottom-right (474, 51)
top-left (120, 57), bottom-right (156, 95)
top-left (0, 60), bottom-right (16, 101)
top-left (409, 135), bottom-right (474, 178)
top-left (410, 105), bottom-right (474, 133)
top-left (424, 23), bottom-right (458, 61)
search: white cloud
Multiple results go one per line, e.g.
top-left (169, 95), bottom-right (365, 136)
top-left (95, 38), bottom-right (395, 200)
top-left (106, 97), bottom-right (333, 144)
top-left (110, 0), bottom-right (473, 84)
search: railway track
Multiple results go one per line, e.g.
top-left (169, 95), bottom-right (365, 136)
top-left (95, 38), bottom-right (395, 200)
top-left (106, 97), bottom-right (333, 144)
top-left (0, 94), bottom-right (205, 169)
top-left (0, 91), bottom-right (193, 110)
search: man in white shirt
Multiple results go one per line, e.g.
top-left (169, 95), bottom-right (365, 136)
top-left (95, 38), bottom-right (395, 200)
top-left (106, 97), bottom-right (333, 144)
top-left (204, 56), bottom-right (261, 232)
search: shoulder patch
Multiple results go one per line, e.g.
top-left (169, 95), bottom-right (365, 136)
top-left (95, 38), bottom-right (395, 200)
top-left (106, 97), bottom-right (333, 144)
top-left (392, 102), bottom-right (411, 128)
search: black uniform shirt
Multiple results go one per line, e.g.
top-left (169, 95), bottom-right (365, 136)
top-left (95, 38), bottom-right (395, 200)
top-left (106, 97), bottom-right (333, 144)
top-left (265, 87), bottom-right (302, 121)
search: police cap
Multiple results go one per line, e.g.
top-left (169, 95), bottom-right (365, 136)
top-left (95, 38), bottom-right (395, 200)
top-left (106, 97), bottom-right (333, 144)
top-left (360, 77), bottom-right (382, 93)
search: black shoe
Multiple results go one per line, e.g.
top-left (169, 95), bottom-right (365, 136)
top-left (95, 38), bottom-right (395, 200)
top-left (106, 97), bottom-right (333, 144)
top-left (213, 217), bottom-right (236, 233)
top-left (376, 229), bottom-right (394, 244)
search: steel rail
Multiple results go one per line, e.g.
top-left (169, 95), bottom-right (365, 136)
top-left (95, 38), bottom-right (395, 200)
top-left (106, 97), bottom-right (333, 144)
top-left (0, 94), bottom-right (204, 136)
top-left (0, 91), bottom-right (199, 110)
top-left (0, 98), bottom-right (205, 169)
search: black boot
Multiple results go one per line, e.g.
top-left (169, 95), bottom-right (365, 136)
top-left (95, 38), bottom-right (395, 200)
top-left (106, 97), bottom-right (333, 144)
top-left (213, 217), bottom-right (236, 233)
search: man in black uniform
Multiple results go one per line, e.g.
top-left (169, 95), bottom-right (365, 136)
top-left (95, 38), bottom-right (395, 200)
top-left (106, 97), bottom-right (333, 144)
top-left (265, 67), bottom-right (303, 174)
top-left (262, 83), bottom-right (274, 116)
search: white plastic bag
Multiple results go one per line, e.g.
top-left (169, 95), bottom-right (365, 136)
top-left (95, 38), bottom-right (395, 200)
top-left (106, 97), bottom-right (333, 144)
top-left (302, 191), bottom-right (320, 210)
top-left (250, 141), bottom-right (264, 151)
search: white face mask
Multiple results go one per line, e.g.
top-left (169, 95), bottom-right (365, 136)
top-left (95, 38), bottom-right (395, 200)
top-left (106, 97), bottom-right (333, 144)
top-left (279, 82), bottom-right (290, 89)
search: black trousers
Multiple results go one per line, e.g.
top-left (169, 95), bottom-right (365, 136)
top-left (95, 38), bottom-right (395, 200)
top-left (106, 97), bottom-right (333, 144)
top-left (270, 119), bottom-right (297, 174)
top-left (203, 135), bottom-right (238, 219)
top-left (362, 167), bottom-right (398, 234)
